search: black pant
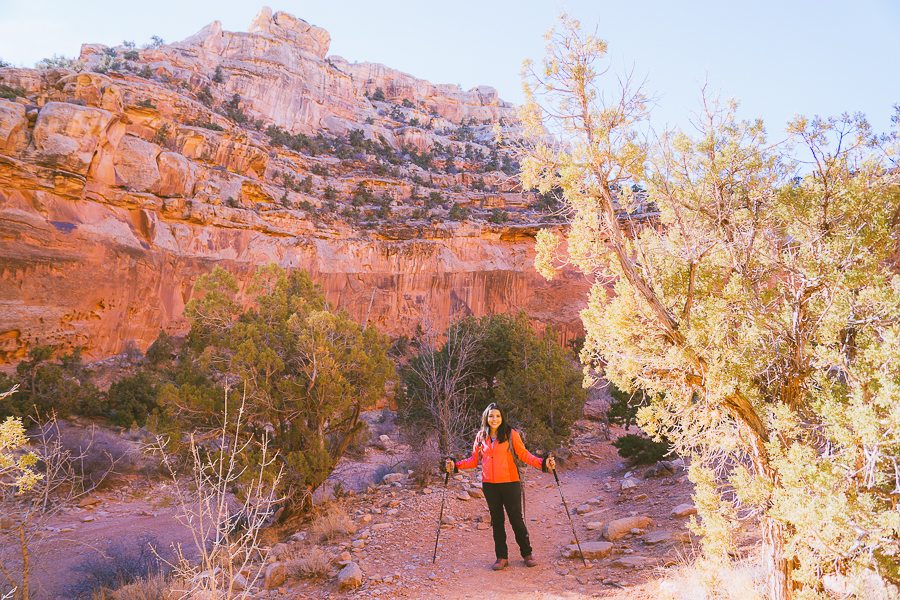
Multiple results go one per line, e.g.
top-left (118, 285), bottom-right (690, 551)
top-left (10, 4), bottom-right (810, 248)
top-left (482, 481), bottom-right (532, 560)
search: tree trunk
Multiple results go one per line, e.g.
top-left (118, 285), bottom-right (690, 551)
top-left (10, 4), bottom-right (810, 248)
top-left (762, 516), bottom-right (793, 600)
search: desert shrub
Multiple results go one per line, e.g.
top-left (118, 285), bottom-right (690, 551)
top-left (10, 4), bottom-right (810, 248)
top-left (310, 503), bottom-right (356, 542)
top-left (606, 382), bottom-right (652, 431)
top-left (448, 202), bottom-right (470, 221)
top-left (34, 54), bottom-right (84, 71)
top-left (65, 535), bottom-right (169, 600)
top-left (370, 87), bottom-right (385, 102)
top-left (136, 99), bottom-right (155, 109)
top-left (2, 345), bottom-right (101, 420)
top-left (145, 330), bottom-right (175, 365)
top-left (212, 65), bottom-right (223, 83)
top-left (287, 547), bottom-right (329, 579)
top-left (107, 371), bottom-right (159, 427)
top-left (137, 65), bottom-right (152, 79)
top-left (0, 84), bottom-right (26, 100)
top-left (52, 424), bottom-right (137, 486)
top-left (404, 439), bottom-right (439, 487)
top-left (611, 433), bottom-right (670, 465)
top-left (488, 208), bottom-right (508, 224)
top-left (151, 123), bottom-right (170, 148)
top-left (90, 573), bottom-right (169, 600)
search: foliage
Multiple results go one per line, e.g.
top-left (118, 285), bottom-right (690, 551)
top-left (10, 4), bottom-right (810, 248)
top-left (137, 65), bottom-right (153, 79)
top-left (180, 264), bottom-right (394, 516)
top-left (611, 433), bottom-right (670, 465)
top-left (1, 346), bottom-right (101, 420)
top-left (0, 84), bottom-right (25, 100)
top-left (212, 65), bottom-right (224, 83)
top-left (135, 98), bottom-right (155, 109)
top-left (448, 202), bottom-right (469, 221)
top-left (148, 36), bottom-right (165, 49)
top-left (107, 371), bottom-right (159, 427)
top-left (0, 394), bottom-right (42, 493)
top-left (520, 14), bottom-right (900, 600)
top-left (34, 54), bottom-right (84, 71)
top-left (370, 87), bottom-right (385, 102)
top-left (151, 123), bottom-right (170, 148)
top-left (223, 94), bottom-right (247, 124)
top-left (488, 208), bottom-right (508, 224)
top-left (399, 312), bottom-right (584, 455)
top-left (145, 331), bottom-right (175, 365)
top-left (606, 381), bottom-right (651, 430)
top-left (65, 536), bottom-right (168, 600)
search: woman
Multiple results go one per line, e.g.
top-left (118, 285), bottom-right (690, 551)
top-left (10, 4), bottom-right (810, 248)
top-left (445, 403), bottom-right (556, 570)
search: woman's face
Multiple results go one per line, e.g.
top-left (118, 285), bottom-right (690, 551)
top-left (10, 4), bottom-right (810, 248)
top-left (487, 408), bottom-right (502, 430)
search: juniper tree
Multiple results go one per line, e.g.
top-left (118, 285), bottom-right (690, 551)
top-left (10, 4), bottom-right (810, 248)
top-left (521, 14), bottom-right (900, 600)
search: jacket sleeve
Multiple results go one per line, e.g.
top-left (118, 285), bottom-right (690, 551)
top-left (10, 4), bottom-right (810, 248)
top-left (511, 430), bottom-right (544, 470)
top-left (455, 434), bottom-right (481, 471)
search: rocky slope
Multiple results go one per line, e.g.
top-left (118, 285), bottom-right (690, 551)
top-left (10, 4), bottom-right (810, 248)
top-left (0, 7), bottom-right (590, 365)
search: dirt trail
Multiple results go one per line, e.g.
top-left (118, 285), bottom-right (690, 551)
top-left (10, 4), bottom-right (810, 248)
top-left (14, 427), bottom-right (698, 599)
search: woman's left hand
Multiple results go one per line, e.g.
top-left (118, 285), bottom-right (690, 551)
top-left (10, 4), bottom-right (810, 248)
top-left (546, 456), bottom-right (556, 471)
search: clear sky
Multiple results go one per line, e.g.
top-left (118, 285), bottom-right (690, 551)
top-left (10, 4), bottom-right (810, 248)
top-left (1, 0), bottom-right (897, 137)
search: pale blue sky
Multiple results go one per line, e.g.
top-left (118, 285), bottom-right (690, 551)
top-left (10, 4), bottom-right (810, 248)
top-left (1, 0), bottom-right (897, 136)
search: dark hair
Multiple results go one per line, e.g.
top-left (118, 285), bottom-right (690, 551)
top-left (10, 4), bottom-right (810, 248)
top-left (478, 403), bottom-right (513, 444)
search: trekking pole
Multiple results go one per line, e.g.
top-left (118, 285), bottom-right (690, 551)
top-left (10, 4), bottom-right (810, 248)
top-left (432, 463), bottom-right (451, 563)
top-left (552, 462), bottom-right (587, 567)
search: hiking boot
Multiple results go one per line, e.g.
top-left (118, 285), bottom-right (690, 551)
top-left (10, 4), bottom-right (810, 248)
top-left (491, 558), bottom-right (509, 571)
top-left (523, 555), bottom-right (538, 567)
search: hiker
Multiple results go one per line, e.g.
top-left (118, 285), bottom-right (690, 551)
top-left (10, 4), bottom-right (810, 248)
top-left (444, 402), bottom-right (556, 570)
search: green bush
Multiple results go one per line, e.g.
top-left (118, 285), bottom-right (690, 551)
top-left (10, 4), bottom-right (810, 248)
top-left (0, 84), bottom-right (25, 100)
top-left (107, 371), bottom-right (159, 427)
top-left (611, 433), bottom-right (670, 465)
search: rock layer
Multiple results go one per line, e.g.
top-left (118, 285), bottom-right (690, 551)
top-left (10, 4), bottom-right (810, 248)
top-left (0, 9), bottom-right (588, 365)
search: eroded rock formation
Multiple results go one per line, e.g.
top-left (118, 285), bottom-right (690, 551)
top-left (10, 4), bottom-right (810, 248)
top-left (0, 8), bottom-right (588, 365)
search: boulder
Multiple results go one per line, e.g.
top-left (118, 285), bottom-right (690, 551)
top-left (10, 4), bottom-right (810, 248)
top-left (338, 562), bottom-right (363, 590)
top-left (264, 562), bottom-right (286, 590)
top-left (31, 101), bottom-right (114, 174)
top-left (561, 541), bottom-right (613, 560)
top-left (610, 556), bottom-right (654, 569)
top-left (602, 516), bottom-right (653, 541)
top-left (672, 503), bottom-right (697, 517)
top-left (381, 472), bottom-right (404, 484)
top-left (113, 136), bottom-right (161, 192)
top-left (642, 530), bottom-right (689, 545)
top-left (575, 504), bottom-right (591, 514)
top-left (621, 479), bottom-right (638, 490)
top-left (0, 100), bottom-right (26, 152)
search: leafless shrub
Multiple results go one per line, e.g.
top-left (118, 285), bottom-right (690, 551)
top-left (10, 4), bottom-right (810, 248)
top-left (404, 437), bottom-right (439, 487)
top-left (650, 556), bottom-right (767, 600)
top-left (286, 547), bottom-right (329, 579)
top-left (310, 502), bottom-right (356, 542)
top-left (51, 425), bottom-right (137, 486)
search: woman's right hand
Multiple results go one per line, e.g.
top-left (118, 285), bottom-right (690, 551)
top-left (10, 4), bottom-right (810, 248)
top-left (444, 458), bottom-right (455, 474)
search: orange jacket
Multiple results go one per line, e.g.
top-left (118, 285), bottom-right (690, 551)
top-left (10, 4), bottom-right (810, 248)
top-left (455, 429), bottom-right (543, 483)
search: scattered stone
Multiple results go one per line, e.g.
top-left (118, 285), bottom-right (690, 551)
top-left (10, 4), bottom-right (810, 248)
top-left (82, 516), bottom-right (95, 523)
top-left (78, 497), bottom-right (102, 508)
top-left (264, 562), bottom-right (286, 590)
top-left (456, 492), bottom-right (471, 501)
top-left (290, 531), bottom-right (308, 541)
top-left (379, 434), bottom-right (391, 443)
top-left (575, 504), bottom-right (591, 514)
top-left (562, 542), bottom-right (613, 560)
top-left (382, 473), bottom-right (404, 485)
top-left (586, 522), bottom-right (604, 531)
top-left (633, 493), bottom-right (648, 501)
top-left (388, 499), bottom-right (400, 508)
top-left (231, 573), bottom-right (248, 591)
top-left (359, 514), bottom-right (373, 523)
top-left (672, 503), bottom-right (697, 517)
top-left (372, 523), bottom-right (391, 530)
top-left (386, 508), bottom-right (399, 516)
top-left (603, 516), bottom-right (653, 542)
top-left (339, 551), bottom-right (352, 563)
top-left (467, 487), bottom-right (484, 499)
top-left (338, 562), bottom-right (363, 590)
top-left (642, 530), bottom-right (688, 545)
top-left (621, 479), bottom-right (638, 490)
top-left (477, 523), bottom-right (491, 530)
top-left (441, 515), bottom-right (456, 525)
top-left (422, 489), bottom-right (433, 494)
top-left (610, 556), bottom-right (654, 569)
top-left (351, 539), bottom-right (365, 549)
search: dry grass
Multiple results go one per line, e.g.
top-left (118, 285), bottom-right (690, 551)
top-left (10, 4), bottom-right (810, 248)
top-left (648, 556), bottom-right (768, 600)
top-left (310, 501), bottom-right (357, 542)
top-left (88, 574), bottom-right (170, 600)
top-left (286, 547), bottom-right (330, 579)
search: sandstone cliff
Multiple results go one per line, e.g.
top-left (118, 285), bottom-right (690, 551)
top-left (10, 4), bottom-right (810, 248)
top-left (0, 7), bottom-right (588, 365)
